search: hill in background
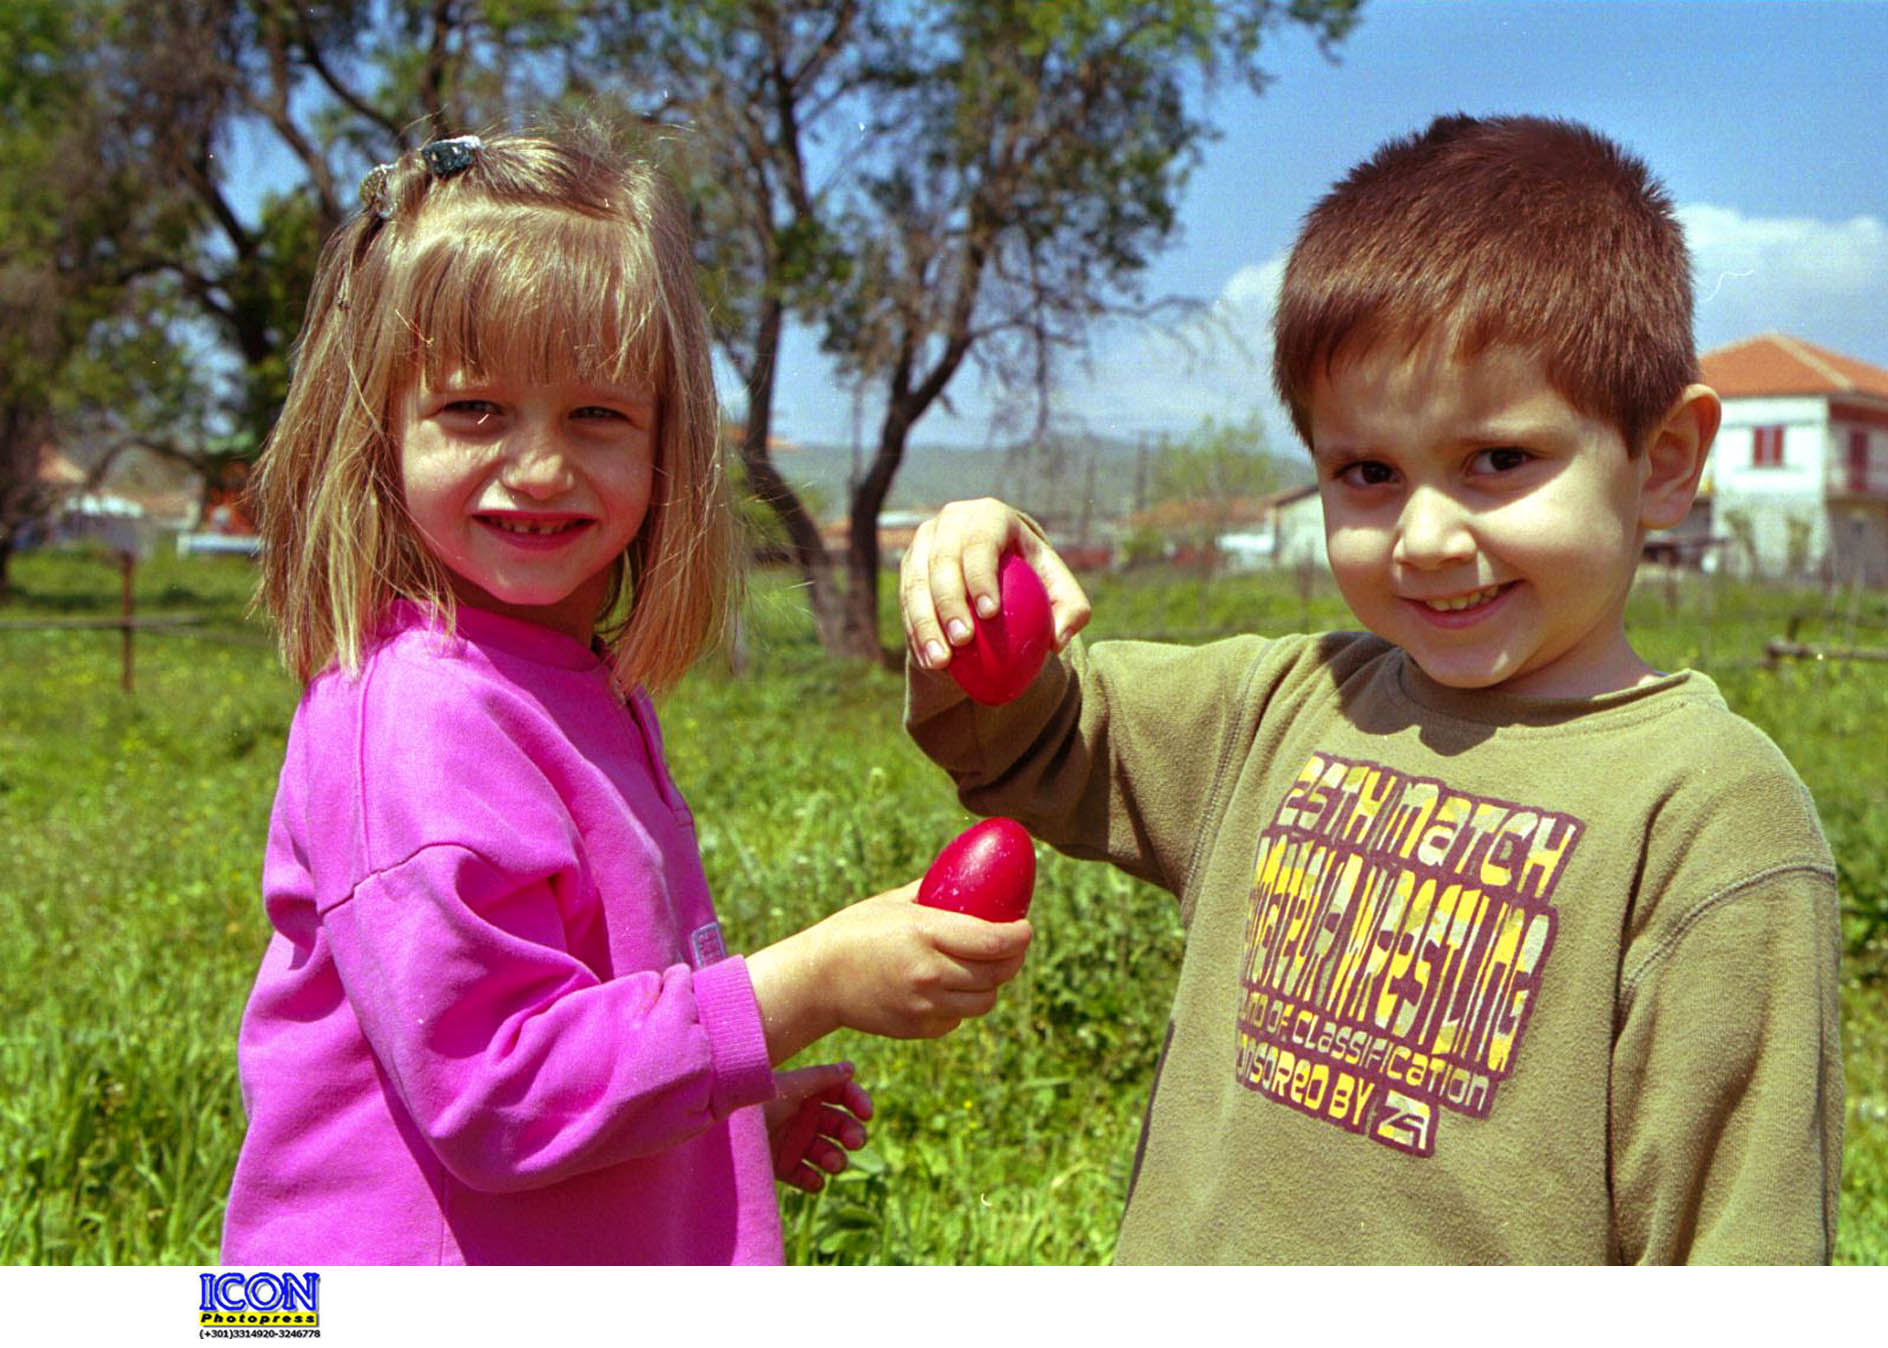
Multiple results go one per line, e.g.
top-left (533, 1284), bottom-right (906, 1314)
top-left (767, 432), bottom-right (1308, 533)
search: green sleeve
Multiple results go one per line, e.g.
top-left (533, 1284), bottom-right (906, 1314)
top-left (1610, 863), bottom-right (1844, 1263)
top-left (905, 634), bottom-right (1272, 899)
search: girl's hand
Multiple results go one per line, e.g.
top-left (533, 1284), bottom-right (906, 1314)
top-left (900, 497), bottom-right (1091, 673)
top-left (765, 1061), bottom-right (872, 1194)
top-left (746, 881), bottom-right (1033, 1064)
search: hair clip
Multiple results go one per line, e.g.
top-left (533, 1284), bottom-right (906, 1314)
top-left (359, 162), bottom-right (395, 220)
top-left (420, 135), bottom-right (483, 180)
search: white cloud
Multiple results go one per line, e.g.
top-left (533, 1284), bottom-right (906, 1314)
top-left (1038, 253), bottom-right (1298, 449)
top-left (1680, 203), bottom-right (1888, 359)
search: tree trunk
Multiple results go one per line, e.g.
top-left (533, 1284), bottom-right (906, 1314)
top-left (735, 296), bottom-right (859, 658)
top-left (837, 399), bottom-right (919, 667)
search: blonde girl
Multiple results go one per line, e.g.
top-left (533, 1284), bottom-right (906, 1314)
top-left (223, 128), bottom-right (1030, 1265)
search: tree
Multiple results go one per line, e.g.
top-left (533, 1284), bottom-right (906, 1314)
top-left (1144, 413), bottom-right (1289, 573)
top-left (0, 0), bottom-right (204, 595)
top-left (3, 0), bottom-right (1365, 642)
top-left (606, 0), bottom-right (1362, 661)
top-left (566, 0), bottom-right (888, 655)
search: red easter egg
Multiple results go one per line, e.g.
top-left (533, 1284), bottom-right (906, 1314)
top-left (917, 818), bottom-right (1036, 922)
top-left (949, 551), bottom-right (1054, 706)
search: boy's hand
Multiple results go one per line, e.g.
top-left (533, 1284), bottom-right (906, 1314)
top-left (900, 497), bottom-right (1091, 673)
top-left (746, 881), bottom-right (1033, 1063)
top-left (765, 1061), bottom-right (872, 1193)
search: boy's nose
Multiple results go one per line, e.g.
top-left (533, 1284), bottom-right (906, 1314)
top-left (1392, 487), bottom-right (1475, 569)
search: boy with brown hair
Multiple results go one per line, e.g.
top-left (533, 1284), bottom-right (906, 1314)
top-left (898, 114), bottom-right (1843, 1263)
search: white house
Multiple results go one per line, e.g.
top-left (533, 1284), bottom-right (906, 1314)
top-left (1700, 333), bottom-right (1888, 585)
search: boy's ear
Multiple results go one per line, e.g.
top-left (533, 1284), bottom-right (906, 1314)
top-left (1639, 383), bottom-right (1720, 530)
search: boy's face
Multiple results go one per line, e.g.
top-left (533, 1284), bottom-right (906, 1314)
top-left (1308, 341), bottom-right (1660, 699)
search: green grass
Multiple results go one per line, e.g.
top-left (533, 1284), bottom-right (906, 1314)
top-left (1, 547), bottom-right (1883, 1263)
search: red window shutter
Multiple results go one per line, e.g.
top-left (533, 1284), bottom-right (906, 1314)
top-left (1850, 430), bottom-right (1869, 492)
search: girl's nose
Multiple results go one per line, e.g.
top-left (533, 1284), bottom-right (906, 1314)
top-left (499, 425), bottom-right (576, 499)
top-left (1392, 486), bottom-right (1475, 570)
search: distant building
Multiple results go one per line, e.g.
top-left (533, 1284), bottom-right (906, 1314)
top-left (1125, 485), bottom-right (1322, 570)
top-left (1701, 334), bottom-right (1888, 585)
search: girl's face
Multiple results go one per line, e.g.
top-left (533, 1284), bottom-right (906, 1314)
top-left (397, 368), bottom-right (658, 643)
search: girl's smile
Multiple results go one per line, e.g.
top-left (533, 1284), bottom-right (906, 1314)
top-left (476, 511), bottom-right (599, 546)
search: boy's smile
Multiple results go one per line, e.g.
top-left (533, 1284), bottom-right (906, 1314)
top-left (397, 371), bottom-right (658, 643)
top-left (1309, 342), bottom-right (1668, 699)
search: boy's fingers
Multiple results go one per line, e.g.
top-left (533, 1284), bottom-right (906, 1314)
top-left (926, 532), bottom-right (977, 651)
top-left (900, 521), bottom-right (950, 669)
top-left (1030, 549), bottom-right (1093, 648)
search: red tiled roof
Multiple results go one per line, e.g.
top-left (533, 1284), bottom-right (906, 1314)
top-left (1701, 333), bottom-right (1888, 400)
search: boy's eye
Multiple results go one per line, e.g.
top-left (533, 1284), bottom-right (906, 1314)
top-left (1471, 446), bottom-right (1532, 474)
top-left (1336, 460), bottom-right (1397, 488)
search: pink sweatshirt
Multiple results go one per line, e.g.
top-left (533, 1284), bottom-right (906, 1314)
top-left (222, 602), bottom-right (782, 1264)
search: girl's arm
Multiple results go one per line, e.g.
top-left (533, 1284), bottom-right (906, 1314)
top-left (321, 841), bottom-right (777, 1194)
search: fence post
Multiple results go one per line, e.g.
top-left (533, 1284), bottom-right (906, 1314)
top-left (120, 551), bottom-right (136, 693)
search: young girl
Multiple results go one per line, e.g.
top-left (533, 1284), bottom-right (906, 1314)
top-left (222, 128), bottom-right (1032, 1265)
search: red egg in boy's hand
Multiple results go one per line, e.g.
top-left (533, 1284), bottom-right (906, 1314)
top-left (948, 551), bottom-right (1054, 706)
top-left (917, 818), bottom-right (1036, 923)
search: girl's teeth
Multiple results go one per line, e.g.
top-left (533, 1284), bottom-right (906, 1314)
top-left (1424, 585), bottom-right (1501, 612)
top-left (491, 518), bottom-right (574, 535)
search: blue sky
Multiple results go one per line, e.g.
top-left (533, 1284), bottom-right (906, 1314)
top-left (773, 0), bottom-right (1888, 453)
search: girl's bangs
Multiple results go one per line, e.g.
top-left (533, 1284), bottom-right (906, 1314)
top-left (392, 205), bottom-right (669, 393)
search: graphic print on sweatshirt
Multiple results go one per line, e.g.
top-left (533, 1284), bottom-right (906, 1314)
top-left (1234, 752), bottom-right (1580, 1157)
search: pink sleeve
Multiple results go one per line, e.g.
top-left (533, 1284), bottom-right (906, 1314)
top-left (320, 843), bottom-right (775, 1194)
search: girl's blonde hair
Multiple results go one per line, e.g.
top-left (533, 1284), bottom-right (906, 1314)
top-left (250, 126), bottom-right (738, 697)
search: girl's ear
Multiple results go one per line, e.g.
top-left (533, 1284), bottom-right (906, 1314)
top-left (1639, 383), bottom-right (1720, 531)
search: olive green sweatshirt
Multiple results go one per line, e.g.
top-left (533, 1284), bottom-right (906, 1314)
top-left (906, 631), bottom-right (1842, 1264)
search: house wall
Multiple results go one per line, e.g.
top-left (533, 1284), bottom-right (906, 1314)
top-left (1712, 395), bottom-right (1831, 577)
top-left (1274, 494), bottom-right (1329, 570)
top-left (1825, 401), bottom-right (1888, 584)
top-left (1829, 401), bottom-right (1888, 496)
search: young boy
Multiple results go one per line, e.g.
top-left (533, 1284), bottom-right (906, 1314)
top-left (898, 114), bottom-right (1843, 1263)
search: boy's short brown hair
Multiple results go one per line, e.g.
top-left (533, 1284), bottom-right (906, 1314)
top-left (1272, 114), bottom-right (1698, 454)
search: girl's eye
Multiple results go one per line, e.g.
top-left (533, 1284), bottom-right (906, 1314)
top-left (440, 399), bottom-right (501, 419)
top-left (1337, 460), bottom-right (1397, 488)
top-left (572, 405), bottom-right (627, 421)
top-left (1471, 446), bottom-right (1532, 474)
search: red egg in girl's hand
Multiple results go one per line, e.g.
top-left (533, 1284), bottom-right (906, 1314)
top-left (917, 818), bottom-right (1036, 922)
top-left (948, 551), bottom-right (1054, 705)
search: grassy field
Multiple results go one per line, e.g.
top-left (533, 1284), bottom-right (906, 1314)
top-left (1, 545), bottom-right (1883, 1264)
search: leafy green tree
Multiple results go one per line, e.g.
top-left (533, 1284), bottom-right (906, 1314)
top-left (1145, 413), bottom-right (1290, 573)
top-left (3, 0), bottom-right (1364, 641)
top-left (574, 0), bottom-right (1362, 661)
top-left (0, 0), bottom-right (205, 594)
